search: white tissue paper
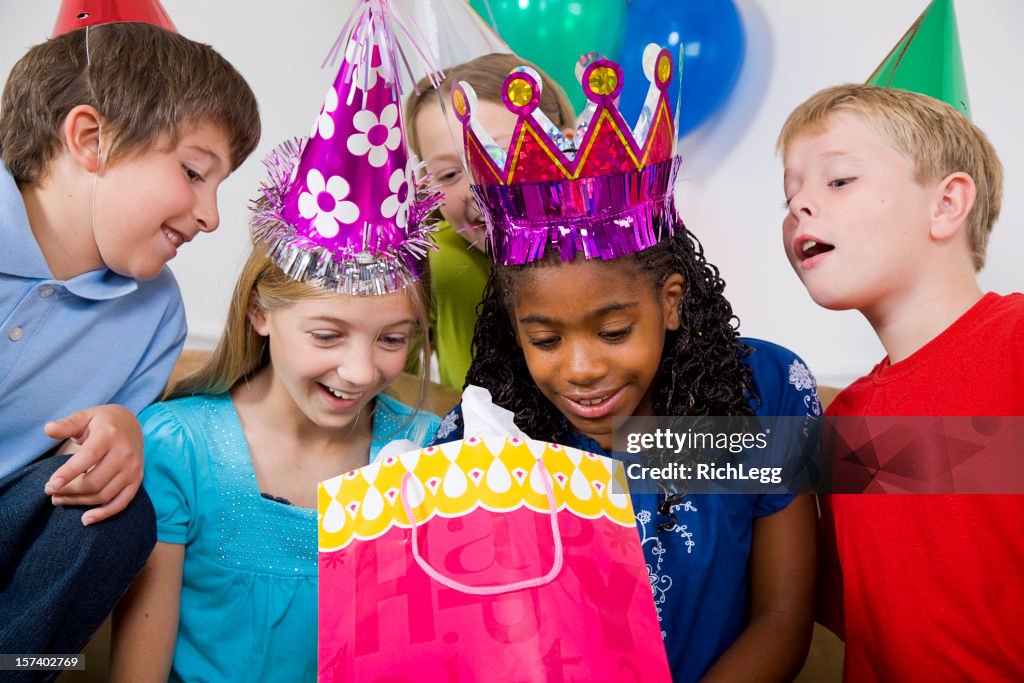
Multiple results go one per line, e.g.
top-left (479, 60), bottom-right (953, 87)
top-left (375, 384), bottom-right (529, 462)
top-left (459, 385), bottom-right (529, 439)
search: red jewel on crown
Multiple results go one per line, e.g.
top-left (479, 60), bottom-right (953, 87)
top-left (453, 44), bottom-right (683, 266)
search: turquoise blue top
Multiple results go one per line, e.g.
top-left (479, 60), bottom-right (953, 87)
top-left (140, 392), bottom-right (441, 683)
top-left (0, 164), bottom-right (185, 477)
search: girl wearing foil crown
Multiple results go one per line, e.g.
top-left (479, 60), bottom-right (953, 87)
top-left (432, 47), bottom-right (818, 682)
top-left (110, 4), bottom-right (441, 681)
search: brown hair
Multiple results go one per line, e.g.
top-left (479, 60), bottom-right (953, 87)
top-left (404, 52), bottom-right (575, 158)
top-left (777, 83), bottom-right (1003, 270)
top-left (0, 22), bottom-right (261, 185)
top-left (168, 248), bottom-right (432, 406)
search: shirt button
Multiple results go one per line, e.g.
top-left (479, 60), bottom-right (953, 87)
top-left (39, 286), bottom-right (54, 298)
top-left (9, 327), bottom-right (23, 341)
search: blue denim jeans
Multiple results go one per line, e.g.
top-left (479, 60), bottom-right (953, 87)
top-left (0, 455), bottom-right (156, 681)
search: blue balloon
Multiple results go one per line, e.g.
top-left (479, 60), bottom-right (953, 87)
top-left (617, 0), bottom-right (745, 138)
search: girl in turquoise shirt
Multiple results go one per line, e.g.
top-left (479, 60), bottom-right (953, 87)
top-left (110, 249), bottom-right (440, 681)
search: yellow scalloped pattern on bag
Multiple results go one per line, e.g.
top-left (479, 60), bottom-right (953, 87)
top-left (318, 437), bottom-right (635, 552)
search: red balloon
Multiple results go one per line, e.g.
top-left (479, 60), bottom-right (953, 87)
top-left (52, 0), bottom-right (177, 37)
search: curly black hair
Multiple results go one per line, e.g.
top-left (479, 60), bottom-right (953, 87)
top-left (467, 227), bottom-right (757, 441)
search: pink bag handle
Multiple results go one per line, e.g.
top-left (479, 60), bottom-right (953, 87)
top-left (399, 459), bottom-right (564, 595)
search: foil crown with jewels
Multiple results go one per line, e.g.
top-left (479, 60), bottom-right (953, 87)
top-left (453, 43), bottom-right (682, 265)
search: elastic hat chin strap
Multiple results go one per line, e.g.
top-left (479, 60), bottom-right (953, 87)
top-left (85, 25), bottom-right (105, 240)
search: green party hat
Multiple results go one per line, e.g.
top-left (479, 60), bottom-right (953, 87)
top-left (867, 0), bottom-right (970, 119)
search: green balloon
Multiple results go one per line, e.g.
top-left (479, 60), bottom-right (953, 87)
top-left (469, 0), bottom-right (628, 113)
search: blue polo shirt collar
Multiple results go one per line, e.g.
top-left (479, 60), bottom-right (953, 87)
top-left (1, 165), bottom-right (138, 300)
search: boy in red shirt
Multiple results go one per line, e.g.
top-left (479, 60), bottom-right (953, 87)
top-left (776, 38), bottom-right (1024, 683)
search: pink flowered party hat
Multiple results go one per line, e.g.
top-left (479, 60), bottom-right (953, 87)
top-left (252, 0), bottom-right (441, 295)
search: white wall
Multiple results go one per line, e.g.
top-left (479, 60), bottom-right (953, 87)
top-left (2, 1), bottom-right (1021, 388)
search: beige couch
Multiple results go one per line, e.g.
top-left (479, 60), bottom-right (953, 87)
top-left (59, 351), bottom-right (844, 682)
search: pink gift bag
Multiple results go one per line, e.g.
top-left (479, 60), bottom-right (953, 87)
top-left (318, 436), bottom-right (671, 682)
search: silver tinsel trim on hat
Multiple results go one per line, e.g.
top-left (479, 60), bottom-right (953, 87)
top-left (249, 138), bottom-right (440, 296)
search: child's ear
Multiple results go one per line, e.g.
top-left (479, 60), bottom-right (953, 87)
top-left (661, 273), bottom-right (685, 331)
top-left (930, 172), bottom-right (976, 241)
top-left (248, 304), bottom-right (270, 337)
top-left (62, 105), bottom-right (105, 173)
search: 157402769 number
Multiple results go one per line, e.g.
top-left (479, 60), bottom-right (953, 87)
top-left (0, 654), bottom-right (86, 671)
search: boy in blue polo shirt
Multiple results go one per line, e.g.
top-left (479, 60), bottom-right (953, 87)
top-left (0, 21), bottom-right (259, 658)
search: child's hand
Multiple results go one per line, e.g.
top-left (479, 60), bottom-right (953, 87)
top-left (43, 404), bottom-right (145, 526)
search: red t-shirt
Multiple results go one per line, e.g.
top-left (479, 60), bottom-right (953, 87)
top-left (823, 292), bottom-right (1024, 681)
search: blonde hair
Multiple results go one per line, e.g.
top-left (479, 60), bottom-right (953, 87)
top-left (404, 52), bottom-right (576, 159)
top-left (168, 249), bottom-right (432, 405)
top-left (777, 83), bottom-right (1003, 271)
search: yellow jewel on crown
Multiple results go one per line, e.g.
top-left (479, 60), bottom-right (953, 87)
top-left (588, 65), bottom-right (618, 96)
top-left (507, 77), bottom-right (534, 107)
